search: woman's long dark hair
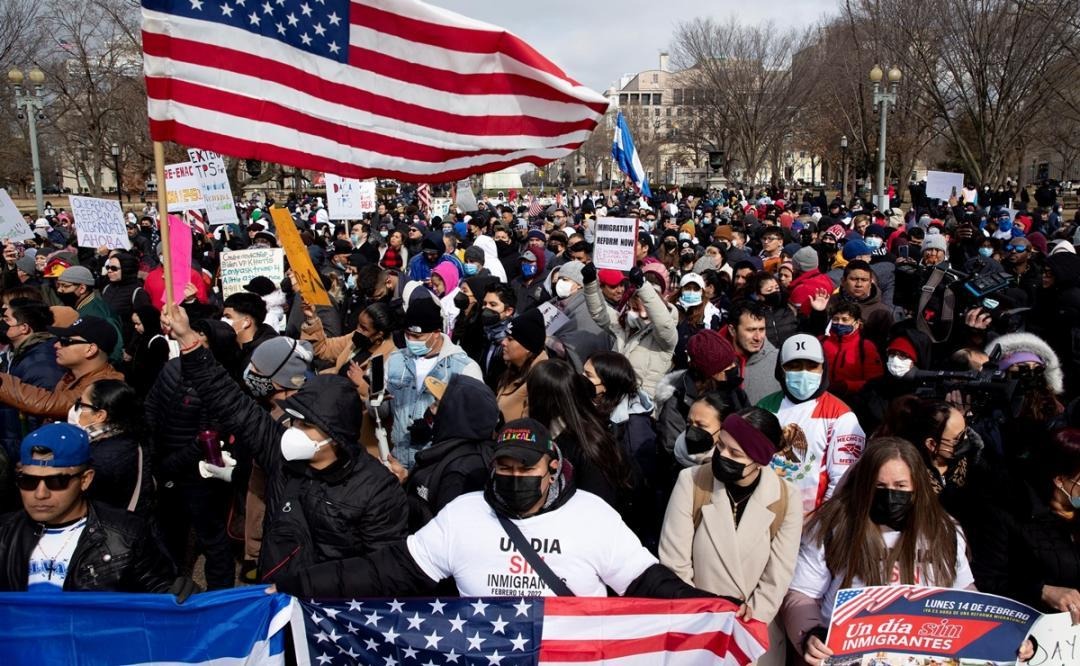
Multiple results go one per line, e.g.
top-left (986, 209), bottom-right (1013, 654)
top-left (526, 359), bottom-right (632, 489)
top-left (806, 437), bottom-right (959, 588)
top-left (88, 379), bottom-right (146, 440)
top-left (587, 351), bottom-right (639, 418)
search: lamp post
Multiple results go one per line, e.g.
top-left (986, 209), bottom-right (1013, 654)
top-left (111, 143), bottom-right (122, 204)
top-left (840, 135), bottom-right (849, 203)
top-left (870, 65), bottom-right (901, 210)
top-left (7, 67), bottom-right (47, 217)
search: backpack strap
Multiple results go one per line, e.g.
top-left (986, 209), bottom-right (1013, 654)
top-left (915, 268), bottom-right (954, 343)
top-left (766, 474), bottom-right (789, 540)
top-left (690, 463), bottom-right (714, 530)
top-left (496, 514), bottom-right (575, 596)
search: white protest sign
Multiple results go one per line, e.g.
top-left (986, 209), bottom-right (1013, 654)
top-left (164, 162), bottom-right (207, 212)
top-left (325, 174), bottom-right (376, 219)
top-left (431, 198), bottom-right (452, 220)
top-left (1026, 612), bottom-right (1079, 665)
top-left (187, 149), bottom-right (237, 226)
top-left (593, 217), bottom-right (639, 271)
top-left (68, 196), bottom-right (131, 249)
top-left (219, 248), bottom-right (284, 298)
top-left (537, 301), bottom-right (571, 335)
top-left (0, 189), bottom-right (33, 241)
top-left (925, 170), bottom-right (966, 201)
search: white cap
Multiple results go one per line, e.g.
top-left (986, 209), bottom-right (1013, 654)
top-left (679, 273), bottom-right (705, 289)
top-left (780, 334), bottom-right (824, 365)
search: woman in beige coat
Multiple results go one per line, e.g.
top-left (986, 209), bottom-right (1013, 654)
top-left (659, 406), bottom-right (803, 666)
top-left (494, 309), bottom-right (548, 422)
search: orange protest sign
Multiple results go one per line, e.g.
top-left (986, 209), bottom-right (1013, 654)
top-left (269, 207), bottom-right (331, 307)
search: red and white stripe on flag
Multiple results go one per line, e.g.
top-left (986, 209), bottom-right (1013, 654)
top-left (140, 0), bottom-right (610, 183)
top-left (416, 183), bottom-right (431, 212)
top-left (538, 597), bottom-right (768, 665)
top-left (528, 195), bottom-right (543, 218)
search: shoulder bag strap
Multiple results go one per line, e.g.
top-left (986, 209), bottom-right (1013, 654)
top-left (495, 514), bottom-right (575, 597)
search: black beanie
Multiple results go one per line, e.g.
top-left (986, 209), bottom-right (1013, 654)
top-left (505, 309), bottom-right (546, 356)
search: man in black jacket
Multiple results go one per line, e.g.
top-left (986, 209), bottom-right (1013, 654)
top-left (0, 423), bottom-right (190, 597)
top-left (274, 419), bottom-right (719, 602)
top-left (161, 304), bottom-right (408, 585)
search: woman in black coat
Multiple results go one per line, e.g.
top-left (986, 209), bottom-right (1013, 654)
top-left (126, 305), bottom-right (172, 394)
top-left (101, 250), bottom-right (151, 347)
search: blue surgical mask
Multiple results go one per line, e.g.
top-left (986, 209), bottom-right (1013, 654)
top-left (998, 219), bottom-right (1012, 232)
top-left (406, 339), bottom-right (430, 357)
top-left (345, 274), bottom-right (357, 290)
top-left (831, 323), bottom-right (855, 337)
top-left (521, 263), bottom-right (537, 278)
top-left (679, 290), bottom-right (703, 307)
top-left (1057, 483), bottom-right (1080, 510)
top-left (864, 237), bottom-right (883, 250)
top-left (978, 247), bottom-right (993, 258)
top-left (463, 263), bottom-right (479, 276)
top-left (785, 370), bottom-right (822, 401)
top-left (379, 230), bottom-right (389, 238)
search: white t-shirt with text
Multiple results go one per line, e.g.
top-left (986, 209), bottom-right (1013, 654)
top-left (28, 518), bottom-right (87, 592)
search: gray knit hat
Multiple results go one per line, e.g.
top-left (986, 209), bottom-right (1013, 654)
top-left (250, 337), bottom-right (313, 390)
top-left (922, 235), bottom-right (948, 254)
top-left (792, 246), bottom-right (819, 273)
top-left (557, 260), bottom-right (586, 287)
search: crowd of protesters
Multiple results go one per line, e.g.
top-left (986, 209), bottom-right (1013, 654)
top-left (0, 180), bottom-right (1078, 665)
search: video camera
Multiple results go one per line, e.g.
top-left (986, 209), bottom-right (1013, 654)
top-left (909, 345), bottom-right (1020, 417)
top-left (914, 261), bottom-right (1015, 343)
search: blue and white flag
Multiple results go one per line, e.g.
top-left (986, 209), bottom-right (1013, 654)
top-left (0, 587), bottom-right (295, 665)
top-left (611, 112), bottom-right (652, 198)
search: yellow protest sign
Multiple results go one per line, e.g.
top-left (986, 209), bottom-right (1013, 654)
top-left (269, 207), bottom-right (331, 307)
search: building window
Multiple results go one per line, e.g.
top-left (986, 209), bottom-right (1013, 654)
top-left (673, 89), bottom-right (683, 105)
top-left (653, 93), bottom-right (662, 105)
top-left (619, 94), bottom-right (627, 106)
top-left (666, 107), bottom-right (671, 116)
top-left (655, 107), bottom-right (661, 116)
top-left (652, 73), bottom-right (658, 83)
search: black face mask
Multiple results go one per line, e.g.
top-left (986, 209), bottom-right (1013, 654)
top-left (453, 292), bottom-right (470, 311)
top-left (869, 488), bottom-right (914, 531)
top-left (351, 331), bottom-right (373, 352)
top-left (684, 426), bottom-right (715, 455)
top-left (714, 366), bottom-right (743, 392)
top-left (762, 291), bottom-right (782, 308)
top-left (1011, 365), bottom-right (1046, 392)
top-left (711, 453), bottom-right (747, 485)
top-left (57, 291), bottom-right (78, 307)
top-left (424, 253), bottom-right (440, 266)
top-left (939, 429), bottom-right (973, 462)
top-left (490, 473), bottom-right (545, 515)
top-left (480, 308), bottom-right (502, 328)
top-left (0, 320), bottom-right (10, 346)
top-left (664, 239), bottom-right (678, 249)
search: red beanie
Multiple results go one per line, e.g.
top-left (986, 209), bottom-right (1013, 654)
top-left (887, 336), bottom-right (918, 362)
top-left (687, 329), bottom-right (737, 378)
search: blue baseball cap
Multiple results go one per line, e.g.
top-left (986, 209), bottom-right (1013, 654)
top-left (20, 424), bottom-right (90, 468)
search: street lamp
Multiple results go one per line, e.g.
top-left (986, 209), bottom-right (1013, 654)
top-left (8, 67), bottom-right (47, 217)
top-left (870, 65), bottom-right (901, 210)
top-left (840, 135), bottom-right (849, 202)
top-left (111, 143), bottom-right (122, 204)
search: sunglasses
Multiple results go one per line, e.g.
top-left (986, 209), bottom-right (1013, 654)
top-left (105, 265), bottom-right (121, 272)
top-left (1006, 245), bottom-right (1028, 253)
top-left (72, 398), bottom-right (100, 412)
top-left (16, 472), bottom-right (84, 492)
top-left (57, 337), bottom-right (91, 347)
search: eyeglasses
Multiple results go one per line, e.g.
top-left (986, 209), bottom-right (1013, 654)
top-left (72, 398), bottom-right (100, 412)
top-left (105, 265), bottom-right (121, 272)
top-left (57, 337), bottom-right (91, 347)
top-left (15, 472), bottom-right (84, 492)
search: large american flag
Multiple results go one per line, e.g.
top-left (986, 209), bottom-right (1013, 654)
top-left (294, 597), bottom-right (768, 666)
top-left (140, 0), bottom-right (610, 182)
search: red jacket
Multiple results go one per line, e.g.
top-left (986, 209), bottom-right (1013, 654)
top-left (820, 330), bottom-right (884, 396)
top-left (145, 265), bottom-right (210, 310)
top-left (788, 269), bottom-right (835, 317)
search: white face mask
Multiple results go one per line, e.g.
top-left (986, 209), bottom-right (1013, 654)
top-left (555, 279), bottom-right (574, 299)
top-left (279, 426), bottom-right (331, 461)
top-left (886, 354), bottom-right (914, 377)
top-left (67, 405), bottom-right (83, 428)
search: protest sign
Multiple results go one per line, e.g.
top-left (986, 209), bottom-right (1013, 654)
top-left (536, 301), bottom-right (571, 335)
top-left (592, 217), bottom-right (639, 271)
top-left (1024, 612), bottom-right (1079, 665)
top-left (167, 215), bottom-right (192, 307)
top-left (163, 162), bottom-right (207, 212)
top-left (219, 247), bottom-right (284, 299)
top-left (825, 586), bottom-right (1038, 665)
top-left (925, 170), bottom-right (966, 201)
top-left (325, 174), bottom-right (376, 219)
top-left (0, 189), bottom-right (33, 241)
top-left (69, 196), bottom-right (131, 250)
top-left (270, 207), bottom-right (330, 307)
top-left (431, 197), bottom-right (452, 220)
top-left (187, 149), bottom-right (238, 226)
top-left (454, 178), bottom-right (477, 212)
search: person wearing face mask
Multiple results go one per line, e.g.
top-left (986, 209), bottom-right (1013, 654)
top-left (783, 438), bottom-right (975, 666)
top-left (759, 334), bottom-right (866, 514)
top-left (493, 308), bottom-right (549, 422)
top-left (670, 273), bottom-right (723, 371)
top-left (972, 427), bottom-right (1080, 624)
top-left (746, 271), bottom-right (797, 349)
top-left (99, 251), bottom-right (151, 348)
top-left (221, 292), bottom-right (279, 373)
top-left (429, 262), bottom-right (463, 336)
top-left (449, 274), bottom-right (499, 361)
top-left (159, 303), bottom-right (409, 586)
top-left (54, 266), bottom-right (124, 365)
top-left (510, 247), bottom-right (549, 313)
top-left (406, 230), bottom-right (464, 283)
top-left (849, 327), bottom-right (932, 434)
top-left (818, 302), bottom-right (882, 400)
top-left (469, 234), bottom-right (508, 282)
top-left (0, 299), bottom-right (65, 462)
top-left (274, 418), bottom-right (712, 601)
top-left (384, 296), bottom-right (483, 470)
top-left (660, 408), bottom-right (802, 666)
top-left (985, 333), bottom-right (1066, 463)
top-left (469, 282), bottom-right (516, 389)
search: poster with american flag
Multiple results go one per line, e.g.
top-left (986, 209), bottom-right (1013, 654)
top-left (140, 0), bottom-right (610, 182)
top-left (293, 596), bottom-right (768, 665)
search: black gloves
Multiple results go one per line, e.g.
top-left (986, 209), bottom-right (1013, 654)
top-left (628, 266), bottom-right (645, 289)
top-left (581, 262), bottom-right (597, 285)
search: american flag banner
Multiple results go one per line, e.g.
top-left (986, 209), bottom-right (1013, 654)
top-left (293, 597), bottom-right (768, 666)
top-left (527, 195), bottom-right (543, 219)
top-left (140, 0), bottom-right (610, 183)
top-left (831, 585), bottom-right (941, 625)
top-left (417, 183), bottom-right (431, 216)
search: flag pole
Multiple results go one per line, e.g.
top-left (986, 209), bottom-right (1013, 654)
top-left (154, 141), bottom-right (175, 308)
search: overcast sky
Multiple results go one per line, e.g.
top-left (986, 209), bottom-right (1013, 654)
top-left (434, 0), bottom-right (838, 93)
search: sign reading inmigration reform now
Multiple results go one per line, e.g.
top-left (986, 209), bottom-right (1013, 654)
top-left (592, 217), bottom-right (639, 271)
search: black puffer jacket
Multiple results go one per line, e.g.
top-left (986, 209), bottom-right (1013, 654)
top-left (180, 346), bottom-right (408, 582)
top-left (88, 431), bottom-right (153, 516)
top-left (0, 501), bottom-right (175, 591)
top-left (101, 252), bottom-right (151, 346)
top-left (145, 358), bottom-right (212, 485)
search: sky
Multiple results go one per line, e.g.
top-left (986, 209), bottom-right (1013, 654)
top-left (433, 0), bottom-right (838, 93)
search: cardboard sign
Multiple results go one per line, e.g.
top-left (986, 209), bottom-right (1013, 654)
top-left (69, 195), bottom-right (132, 250)
top-left (826, 586), bottom-right (1039, 664)
top-left (0, 189), bottom-right (33, 241)
top-left (536, 301), bottom-right (571, 335)
top-left (592, 217), bottom-right (639, 271)
top-left (1025, 612), bottom-right (1080, 665)
top-left (925, 170), bottom-right (966, 201)
top-left (270, 207), bottom-right (331, 307)
top-left (167, 214), bottom-right (192, 307)
top-left (454, 179), bottom-right (477, 212)
top-left (219, 247), bottom-right (284, 298)
top-left (164, 162), bottom-right (207, 212)
top-left (325, 174), bottom-right (376, 219)
top-left (187, 149), bottom-right (237, 226)
top-left (430, 197), bottom-right (452, 220)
